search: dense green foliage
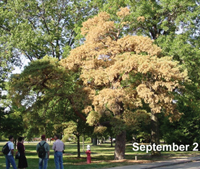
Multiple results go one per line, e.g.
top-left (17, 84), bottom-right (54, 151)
top-left (0, 0), bottom-right (98, 61)
top-left (9, 56), bottom-right (76, 137)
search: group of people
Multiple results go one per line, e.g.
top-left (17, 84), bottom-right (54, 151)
top-left (4, 134), bottom-right (65, 169)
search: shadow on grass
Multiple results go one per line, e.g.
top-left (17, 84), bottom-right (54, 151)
top-left (0, 142), bottom-right (200, 169)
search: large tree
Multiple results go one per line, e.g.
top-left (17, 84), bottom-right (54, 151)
top-left (60, 8), bottom-right (188, 159)
top-left (9, 55), bottom-right (90, 139)
top-left (91, 0), bottom-right (200, 153)
top-left (0, 0), bottom-right (98, 62)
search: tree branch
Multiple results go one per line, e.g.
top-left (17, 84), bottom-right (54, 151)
top-left (67, 96), bottom-right (87, 122)
top-left (0, 25), bottom-right (10, 32)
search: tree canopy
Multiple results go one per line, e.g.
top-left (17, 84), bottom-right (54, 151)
top-left (0, 0), bottom-right (98, 62)
top-left (60, 8), bottom-right (188, 159)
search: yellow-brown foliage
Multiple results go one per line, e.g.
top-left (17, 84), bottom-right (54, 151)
top-left (116, 7), bottom-right (130, 18)
top-left (60, 8), bottom-right (188, 127)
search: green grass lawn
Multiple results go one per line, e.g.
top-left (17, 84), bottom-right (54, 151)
top-left (0, 141), bottom-right (199, 169)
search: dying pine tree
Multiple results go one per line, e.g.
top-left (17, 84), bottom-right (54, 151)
top-left (60, 7), bottom-right (188, 159)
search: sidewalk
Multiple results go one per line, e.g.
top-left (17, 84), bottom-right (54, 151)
top-left (106, 156), bottom-right (200, 169)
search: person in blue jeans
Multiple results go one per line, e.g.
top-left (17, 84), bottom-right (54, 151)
top-left (52, 134), bottom-right (65, 169)
top-left (36, 135), bottom-right (50, 169)
top-left (5, 135), bottom-right (17, 169)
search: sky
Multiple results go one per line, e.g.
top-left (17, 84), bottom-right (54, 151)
top-left (12, 55), bottom-right (30, 74)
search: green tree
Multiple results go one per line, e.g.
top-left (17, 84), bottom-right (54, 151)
top-left (1, 111), bottom-right (25, 146)
top-left (0, 0), bottom-right (98, 62)
top-left (9, 55), bottom-right (95, 158)
top-left (160, 92), bottom-right (200, 148)
top-left (63, 119), bottom-right (92, 158)
top-left (9, 56), bottom-right (89, 142)
top-left (0, 53), bottom-right (16, 138)
top-left (0, 71), bottom-right (7, 134)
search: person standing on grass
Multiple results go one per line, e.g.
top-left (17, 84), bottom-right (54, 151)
top-left (52, 134), bottom-right (65, 169)
top-left (36, 135), bottom-right (50, 169)
top-left (5, 135), bottom-right (17, 169)
top-left (17, 137), bottom-right (28, 169)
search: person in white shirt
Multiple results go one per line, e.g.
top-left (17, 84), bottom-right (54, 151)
top-left (52, 134), bottom-right (65, 169)
top-left (5, 135), bottom-right (17, 169)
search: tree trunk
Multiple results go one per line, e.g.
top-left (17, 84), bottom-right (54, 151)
top-left (151, 112), bottom-right (160, 156)
top-left (114, 131), bottom-right (126, 160)
top-left (92, 137), bottom-right (97, 145)
top-left (82, 135), bottom-right (84, 152)
top-left (77, 135), bottom-right (80, 158)
top-left (100, 137), bottom-right (104, 144)
top-left (111, 135), bottom-right (113, 147)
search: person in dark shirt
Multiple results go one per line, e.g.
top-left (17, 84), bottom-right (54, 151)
top-left (17, 137), bottom-right (28, 169)
top-left (36, 135), bottom-right (50, 169)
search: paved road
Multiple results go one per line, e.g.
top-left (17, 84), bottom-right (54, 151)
top-left (158, 161), bottom-right (200, 169)
top-left (107, 156), bottom-right (200, 169)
